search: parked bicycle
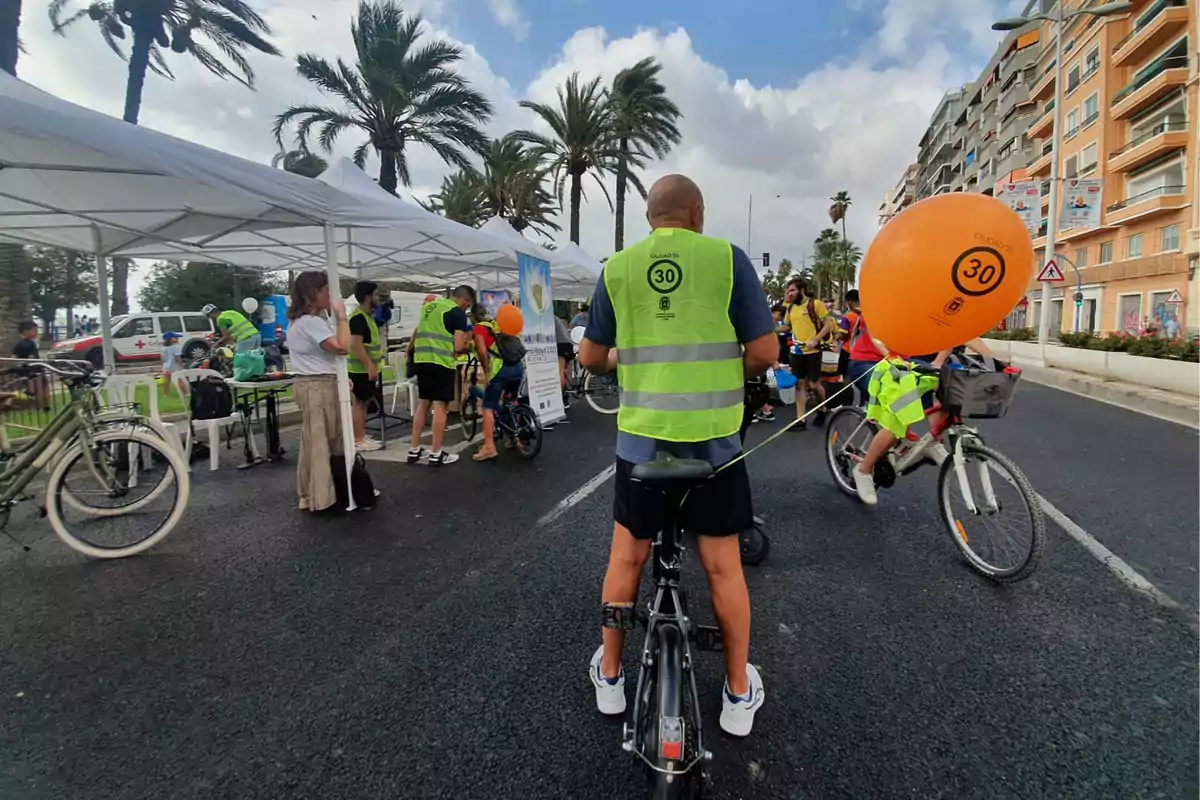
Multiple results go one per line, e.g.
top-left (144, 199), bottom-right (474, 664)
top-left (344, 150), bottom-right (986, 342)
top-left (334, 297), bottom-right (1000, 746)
top-left (0, 359), bottom-right (190, 559)
top-left (603, 452), bottom-right (726, 798)
top-left (823, 358), bottom-right (1044, 582)
top-left (459, 358), bottom-right (543, 459)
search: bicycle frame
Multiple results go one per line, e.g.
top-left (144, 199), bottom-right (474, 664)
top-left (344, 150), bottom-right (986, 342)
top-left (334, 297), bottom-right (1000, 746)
top-left (0, 400), bottom-right (88, 504)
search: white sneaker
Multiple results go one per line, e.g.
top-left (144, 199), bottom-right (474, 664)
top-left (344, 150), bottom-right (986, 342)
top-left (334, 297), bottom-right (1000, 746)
top-left (355, 439), bottom-right (381, 452)
top-left (852, 467), bottom-right (878, 505)
top-left (719, 663), bottom-right (765, 737)
top-left (589, 644), bottom-right (626, 715)
top-left (926, 442), bottom-right (949, 467)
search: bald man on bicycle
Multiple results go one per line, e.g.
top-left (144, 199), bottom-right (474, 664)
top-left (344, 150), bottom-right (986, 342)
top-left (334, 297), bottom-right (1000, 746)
top-left (578, 174), bottom-right (778, 737)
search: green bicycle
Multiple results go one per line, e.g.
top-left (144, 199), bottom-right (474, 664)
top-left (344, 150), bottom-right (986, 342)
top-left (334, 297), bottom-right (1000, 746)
top-left (0, 359), bottom-right (190, 559)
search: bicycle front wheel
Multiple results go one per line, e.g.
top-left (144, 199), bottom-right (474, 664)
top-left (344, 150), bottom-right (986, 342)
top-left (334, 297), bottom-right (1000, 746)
top-left (937, 440), bottom-right (1045, 582)
top-left (584, 372), bottom-right (620, 415)
top-left (460, 392), bottom-right (480, 442)
top-left (45, 429), bottom-right (190, 559)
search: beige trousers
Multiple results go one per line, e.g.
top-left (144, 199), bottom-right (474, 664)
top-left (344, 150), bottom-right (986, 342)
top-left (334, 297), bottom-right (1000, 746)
top-left (294, 375), bottom-right (344, 512)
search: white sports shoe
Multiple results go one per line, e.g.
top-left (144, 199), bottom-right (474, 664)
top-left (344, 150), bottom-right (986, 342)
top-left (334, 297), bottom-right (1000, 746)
top-left (852, 467), bottom-right (878, 505)
top-left (589, 644), bottom-right (626, 715)
top-left (719, 663), bottom-right (765, 737)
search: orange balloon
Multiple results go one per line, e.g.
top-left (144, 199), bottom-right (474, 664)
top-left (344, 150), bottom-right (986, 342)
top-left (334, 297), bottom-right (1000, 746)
top-left (496, 304), bottom-right (524, 336)
top-left (860, 193), bottom-right (1034, 356)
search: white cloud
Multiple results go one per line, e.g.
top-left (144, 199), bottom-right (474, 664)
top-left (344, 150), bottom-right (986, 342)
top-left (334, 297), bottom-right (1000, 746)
top-left (13, 0), bottom-right (1009, 309)
top-left (486, 0), bottom-right (530, 42)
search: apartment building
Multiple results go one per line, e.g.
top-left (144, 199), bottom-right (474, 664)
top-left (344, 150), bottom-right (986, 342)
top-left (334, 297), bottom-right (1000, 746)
top-left (879, 163), bottom-right (920, 225)
top-left (884, 0), bottom-right (1196, 335)
top-left (1020, 0), bottom-right (1196, 336)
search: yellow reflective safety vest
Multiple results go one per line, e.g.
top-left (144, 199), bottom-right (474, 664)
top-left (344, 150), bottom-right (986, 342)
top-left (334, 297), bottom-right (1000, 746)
top-left (413, 298), bottom-right (458, 369)
top-left (347, 308), bottom-right (384, 374)
top-left (605, 227), bottom-right (743, 442)
top-left (217, 310), bottom-right (257, 342)
top-left (476, 320), bottom-right (504, 381)
top-left (865, 358), bottom-right (940, 438)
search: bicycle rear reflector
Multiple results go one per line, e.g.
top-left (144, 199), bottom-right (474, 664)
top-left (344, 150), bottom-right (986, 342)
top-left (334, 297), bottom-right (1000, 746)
top-left (660, 717), bottom-right (685, 761)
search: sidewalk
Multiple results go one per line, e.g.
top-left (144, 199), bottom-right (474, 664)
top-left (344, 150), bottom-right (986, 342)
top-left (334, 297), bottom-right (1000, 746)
top-left (1012, 361), bottom-right (1199, 429)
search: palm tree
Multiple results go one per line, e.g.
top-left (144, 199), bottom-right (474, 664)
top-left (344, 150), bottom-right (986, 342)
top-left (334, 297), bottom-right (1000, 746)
top-left (49, 0), bottom-right (279, 124)
top-left (271, 149), bottom-right (328, 178)
top-left (514, 73), bottom-right (622, 244)
top-left (1, 0), bottom-right (21, 76)
top-left (274, 0), bottom-right (492, 196)
top-left (421, 169), bottom-right (488, 228)
top-left (828, 190), bottom-right (852, 300)
top-left (607, 57), bottom-right (681, 252)
top-left (477, 135), bottom-right (559, 237)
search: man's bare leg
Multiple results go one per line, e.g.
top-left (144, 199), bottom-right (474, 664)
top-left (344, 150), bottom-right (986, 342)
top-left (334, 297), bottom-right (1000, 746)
top-left (599, 522), bottom-right (652, 678)
top-left (410, 399), bottom-right (431, 449)
top-left (431, 400), bottom-right (448, 452)
top-left (696, 534), bottom-right (751, 695)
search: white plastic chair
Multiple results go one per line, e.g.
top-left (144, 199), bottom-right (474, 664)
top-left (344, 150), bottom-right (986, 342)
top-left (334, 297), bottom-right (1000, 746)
top-left (169, 368), bottom-right (250, 471)
top-left (100, 373), bottom-right (185, 457)
top-left (388, 351), bottom-right (418, 415)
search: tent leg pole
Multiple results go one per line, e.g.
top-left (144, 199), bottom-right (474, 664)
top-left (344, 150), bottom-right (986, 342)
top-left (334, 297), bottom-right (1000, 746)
top-left (325, 223), bottom-right (358, 511)
top-left (90, 226), bottom-right (115, 371)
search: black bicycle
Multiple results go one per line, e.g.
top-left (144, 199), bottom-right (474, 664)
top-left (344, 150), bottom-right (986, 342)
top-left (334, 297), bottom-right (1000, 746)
top-left (603, 452), bottom-right (725, 799)
top-left (459, 358), bottom-right (543, 459)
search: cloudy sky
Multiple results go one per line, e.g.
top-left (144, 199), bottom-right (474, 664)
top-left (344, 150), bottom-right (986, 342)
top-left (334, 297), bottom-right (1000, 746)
top-left (17, 0), bottom-right (1022, 310)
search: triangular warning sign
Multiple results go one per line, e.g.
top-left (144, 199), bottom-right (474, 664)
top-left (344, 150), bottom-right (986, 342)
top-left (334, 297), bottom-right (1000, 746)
top-left (1165, 289), bottom-right (1183, 303)
top-left (1036, 259), bottom-right (1065, 282)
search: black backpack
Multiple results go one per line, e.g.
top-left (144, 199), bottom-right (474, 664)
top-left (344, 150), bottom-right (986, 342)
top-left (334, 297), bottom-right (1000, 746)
top-left (189, 376), bottom-right (234, 420)
top-left (495, 331), bottom-right (527, 366)
top-left (330, 453), bottom-right (376, 510)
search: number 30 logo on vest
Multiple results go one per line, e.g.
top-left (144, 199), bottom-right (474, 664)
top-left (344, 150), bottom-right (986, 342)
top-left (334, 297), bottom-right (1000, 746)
top-left (647, 259), bottom-right (683, 294)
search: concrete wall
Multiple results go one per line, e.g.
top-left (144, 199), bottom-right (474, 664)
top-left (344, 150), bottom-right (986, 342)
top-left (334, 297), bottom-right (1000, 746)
top-left (982, 337), bottom-right (1200, 395)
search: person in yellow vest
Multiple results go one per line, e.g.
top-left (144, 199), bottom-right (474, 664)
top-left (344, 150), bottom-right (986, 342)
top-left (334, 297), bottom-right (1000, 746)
top-left (469, 305), bottom-right (527, 461)
top-left (578, 174), bottom-right (778, 737)
top-left (348, 281), bottom-right (384, 452)
top-left (203, 304), bottom-right (261, 353)
top-left (404, 286), bottom-right (474, 466)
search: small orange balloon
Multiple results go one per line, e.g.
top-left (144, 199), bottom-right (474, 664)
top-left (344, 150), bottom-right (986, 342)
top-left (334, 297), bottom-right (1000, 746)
top-left (860, 193), bottom-right (1034, 356)
top-left (496, 304), bottom-right (524, 336)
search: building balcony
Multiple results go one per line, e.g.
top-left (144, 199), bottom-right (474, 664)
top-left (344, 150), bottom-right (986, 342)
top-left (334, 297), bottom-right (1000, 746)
top-left (1108, 120), bottom-right (1190, 173)
top-left (1105, 184), bottom-right (1190, 225)
top-left (1030, 62), bottom-right (1056, 102)
top-left (1028, 101), bottom-right (1055, 139)
top-left (1111, 55), bottom-right (1190, 120)
top-left (1028, 143), bottom-right (1053, 177)
top-left (1111, 0), bottom-right (1190, 68)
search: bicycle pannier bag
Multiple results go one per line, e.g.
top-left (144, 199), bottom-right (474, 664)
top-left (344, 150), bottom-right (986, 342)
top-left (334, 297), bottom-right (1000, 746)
top-left (937, 356), bottom-right (1021, 419)
top-left (189, 376), bottom-right (234, 420)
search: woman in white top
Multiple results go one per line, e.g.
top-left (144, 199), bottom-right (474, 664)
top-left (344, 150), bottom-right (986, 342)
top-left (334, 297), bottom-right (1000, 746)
top-left (287, 271), bottom-right (351, 512)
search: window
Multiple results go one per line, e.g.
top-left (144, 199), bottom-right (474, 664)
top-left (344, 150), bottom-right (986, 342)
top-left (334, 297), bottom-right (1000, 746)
top-left (1119, 294), bottom-right (1143, 333)
top-left (1099, 241), bottom-right (1114, 263)
top-left (157, 315), bottom-right (183, 336)
top-left (114, 317), bottom-right (154, 338)
top-left (1080, 142), bottom-right (1098, 173)
top-left (183, 315), bottom-right (212, 333)
top-left (1150, 291), bottom-right (1180, 329)
top-left (1074, 247), bottom-right (1088, 268)
top-left (1161, 224), bottom-right (1180, 251)
top-left (1128, 233), bottom-right (1143, 258)
top-left (1085, 47), bottom-right (1099, 76)
top-left (1067, 64), bottom-right (1081, 93)
top-left (1064, 155), bottom-right (1078, 178)
top-left (1083, 92), bottom-right (1099, 124)
top-left (1066, 108), bottom-right (1080, 137)
top-left (1129, 159), bottom-right (1187, 198)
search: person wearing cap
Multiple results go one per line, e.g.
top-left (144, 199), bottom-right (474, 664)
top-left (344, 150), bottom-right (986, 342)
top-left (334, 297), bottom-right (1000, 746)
top-left (202, 303), bottom-right (261, 353)
top-left (161, 331), bottom-right (184, 396)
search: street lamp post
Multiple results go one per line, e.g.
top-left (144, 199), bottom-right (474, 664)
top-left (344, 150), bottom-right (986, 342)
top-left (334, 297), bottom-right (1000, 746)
top-left (993, 1), bottom-right (1133, 358)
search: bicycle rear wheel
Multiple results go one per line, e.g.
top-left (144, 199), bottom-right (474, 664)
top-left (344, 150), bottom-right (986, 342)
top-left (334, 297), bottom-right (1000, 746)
top-left (45, 429), bottom-right (190, 559)
top-left (825, 406), bottom-right (873, 497)
top-left (937, 440), bottom-right (1045, 582)
top-left (510, 405), bottom-right (542, 459)
top-left (460, 392), bottom-right (480, 442)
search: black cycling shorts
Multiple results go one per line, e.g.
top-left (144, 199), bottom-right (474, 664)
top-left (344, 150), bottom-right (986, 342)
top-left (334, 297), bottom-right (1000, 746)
top-left (613, 457), bottom-right (753, 540)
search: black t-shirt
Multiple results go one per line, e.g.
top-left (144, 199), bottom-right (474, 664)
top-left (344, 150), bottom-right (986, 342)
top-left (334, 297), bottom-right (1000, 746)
top-left (442, 306), bottom-right (469, 335)
top-left (349, 313), bottom-right (373, 345)
top-left (12, 338), bottom-right (37, 359)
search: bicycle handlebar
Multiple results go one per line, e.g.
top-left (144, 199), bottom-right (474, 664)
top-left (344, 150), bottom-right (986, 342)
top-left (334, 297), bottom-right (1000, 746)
top-left (0, 357), bottom-right (98, 379)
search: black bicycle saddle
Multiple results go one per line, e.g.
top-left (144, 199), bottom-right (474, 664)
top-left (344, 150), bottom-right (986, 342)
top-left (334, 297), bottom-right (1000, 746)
top-left (630, 452), bottom-right (714, 487)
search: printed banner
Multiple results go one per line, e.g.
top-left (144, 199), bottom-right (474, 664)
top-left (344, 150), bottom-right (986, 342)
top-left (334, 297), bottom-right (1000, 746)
top-left (1059, 178), bottom-right (1103, 230)
top-left (479, 289), bottom-right (511, 320)
top-left (999, 181), bottom-right (1041, 235)
top-left (517, 252), bottom-right (566, 426)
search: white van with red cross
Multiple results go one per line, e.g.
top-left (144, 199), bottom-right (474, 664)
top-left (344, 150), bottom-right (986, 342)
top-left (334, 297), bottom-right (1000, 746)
top-left (48, 311), bottom-right (215, 368)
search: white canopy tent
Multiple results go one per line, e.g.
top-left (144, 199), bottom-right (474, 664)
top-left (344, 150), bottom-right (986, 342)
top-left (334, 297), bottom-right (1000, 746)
top-left (0, 75), bottom-right (432, 509)
top-left (470, 217), bottom-right (602, 300)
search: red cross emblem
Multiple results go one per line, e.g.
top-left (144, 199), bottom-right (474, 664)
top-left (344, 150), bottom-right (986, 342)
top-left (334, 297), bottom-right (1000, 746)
top-left (134, 339), bottom-right (146, 349)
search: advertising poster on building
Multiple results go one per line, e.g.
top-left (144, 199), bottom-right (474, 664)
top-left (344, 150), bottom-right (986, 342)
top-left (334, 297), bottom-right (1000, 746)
top-left (1000, 181), bottom-right (1040, 235)
top-left (479, 289), bottom-right (511, 320)
top-left (1059, 178), bottom-right (1103, 230)
top-left (517, 252), bottom-right (566, 426)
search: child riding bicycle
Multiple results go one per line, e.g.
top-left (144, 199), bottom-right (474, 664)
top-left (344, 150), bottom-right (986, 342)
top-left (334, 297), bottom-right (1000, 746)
top-left (852, 336), bottom-right (997, 505)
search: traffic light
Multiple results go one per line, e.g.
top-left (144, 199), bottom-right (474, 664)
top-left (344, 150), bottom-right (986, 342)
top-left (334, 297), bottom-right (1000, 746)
top-left (1074, 291), bottom-right (1084, 307)
top-left (762, 252), bottom-right (770, 267)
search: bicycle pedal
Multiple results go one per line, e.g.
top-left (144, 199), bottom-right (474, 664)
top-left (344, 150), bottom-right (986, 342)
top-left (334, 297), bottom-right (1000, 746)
top-left (693, 625), bottom-right (723, 652)
top-left (602, 602), bottom-right (637, 631)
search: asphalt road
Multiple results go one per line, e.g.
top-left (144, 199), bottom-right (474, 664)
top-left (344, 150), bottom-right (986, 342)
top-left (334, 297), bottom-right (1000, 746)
top-left (0, 384), bottom-right (1196, 800)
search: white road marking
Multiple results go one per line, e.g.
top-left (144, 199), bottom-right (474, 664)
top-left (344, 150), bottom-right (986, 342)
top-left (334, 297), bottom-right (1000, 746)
top-left (1035, 491), bottom-right (1184, 613)
top-left (536, 464), bottom-right (617, 528)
